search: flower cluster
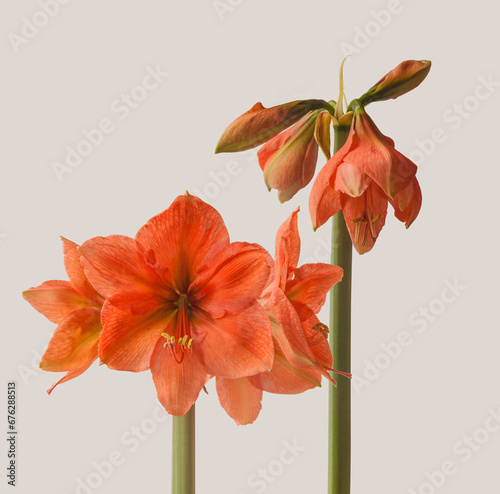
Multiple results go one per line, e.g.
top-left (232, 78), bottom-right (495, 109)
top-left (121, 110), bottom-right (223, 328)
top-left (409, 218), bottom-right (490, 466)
top-left (216, 60), bottom-right (431, 254)
top-left (23, 194), bottom-right (344, 424)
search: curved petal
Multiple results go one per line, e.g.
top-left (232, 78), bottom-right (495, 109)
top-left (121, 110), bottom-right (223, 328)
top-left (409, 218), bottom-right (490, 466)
top-left (342, 183), bottom-right (388, 255)
top-left (79, 235), bottom-right (172, 315)
top-left (191, 303), bottom-right (273, 379)
top-left (46, 367), bottom-right (90, 395)
top-left (40, 307), bottom-right (101, 372)
top-left (216, 376), bottom-right (263, 425)
top-left (261, 115), bottom-right (319, 203)
top-left (23, 280), bottom-right (95, 324)
top-left (348, 109), bottom-right (417, 198)
top-left (309, 155), bottom-right (343, 230)
top-left (286, 263), bottom-right (343, 314)
top-left (98, 302), bottom-right (171, 372)
top-left (136, 194), bottom-right (230, 291)
top-left (334, 162), bottom-right (372, 198)
top-left (262, 289), bottom-right (314, 368)
top-left (249, 345), bottom-right (321, 394)
top-left (61, 237), bottom-right (103, 304)
top-left (189, 242), bottom-right (272, 318)
top-left (390, 178), bottom-right (422, 228)
top-left (274, 208), bottom-right (301, 278)
top-left (151, 337), bottom-right (210, 416)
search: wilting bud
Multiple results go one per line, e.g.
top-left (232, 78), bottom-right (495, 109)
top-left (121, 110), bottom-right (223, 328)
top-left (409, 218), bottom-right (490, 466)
top-left (215, 99), bottom-right (329, 153)
top-left (359, 60), bottom-right (431, 106)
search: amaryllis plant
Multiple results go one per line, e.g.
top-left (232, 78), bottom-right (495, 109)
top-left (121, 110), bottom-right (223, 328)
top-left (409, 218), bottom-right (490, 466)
top-left (24, 193), bottom-right (344, 492)
top-left (215, 59), bottom-right (431, 494)
top-left (25, 58), bottom-right (431, 494)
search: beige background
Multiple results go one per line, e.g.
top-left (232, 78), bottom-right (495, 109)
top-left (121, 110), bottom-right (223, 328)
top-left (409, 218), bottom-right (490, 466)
top-left (1, 1), bottom-right (499, 493)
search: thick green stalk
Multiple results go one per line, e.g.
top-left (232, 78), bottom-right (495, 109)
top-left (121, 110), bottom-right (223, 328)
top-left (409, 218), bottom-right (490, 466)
top-left (328, 125), bottom-right (352, 494)
top-left (172, 405), bottom-right (195, 494)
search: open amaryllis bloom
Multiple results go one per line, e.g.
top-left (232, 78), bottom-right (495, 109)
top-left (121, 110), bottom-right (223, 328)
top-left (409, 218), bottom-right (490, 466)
top-left (310, 104), bottom-right (422, 254)
top-left (216, 209), bottom-right (345, 425)
top-left (78, 193), bottom-right (274, 416)
top-left (23, 238), bottom-right (104, 394)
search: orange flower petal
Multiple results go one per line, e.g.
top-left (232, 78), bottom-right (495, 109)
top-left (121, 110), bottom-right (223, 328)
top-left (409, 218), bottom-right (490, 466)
top-left (348, 109), bottom-right (417, 199)
top-left (191, 303), bottom-right (273, 379)
top-left (342, 183), bottom-right (388, 255)
top-left (150, 337), bottom-right (210, 416)
top-left (309, 154), bottom-right (343, 230)
top-left (261, 289), bottom-right (314, 368)
top-left (189, 242), bottom-right (272, 318)
top-left (260, 114), bottom-right (319, 203)
top-left (98, 302), bottom-right (171, 371)
top-left (390, 178), bottom-right (422, 228)
top-left (216, 376), bottom-right (263, 425)
top-left (46, 367), bottom-right (89, 395)
top-left (274, 208), bottom-right (301, 279)
top-left (286, 263), bottom-right (343, 313)
top-left (23, 280), bottom-right (94, 324)
top-left (61, 237), bottom-right (103, 304)
top-left (334, 162), bottom-right (372, 198)
top-left (40, 307), bottom-right (101, 373)
top-left (249, 345), bottom-right (321, 394)
top-left (136, 194), bottom-right (230, 291)
top-left (79, 235), bottom-right (172, 315)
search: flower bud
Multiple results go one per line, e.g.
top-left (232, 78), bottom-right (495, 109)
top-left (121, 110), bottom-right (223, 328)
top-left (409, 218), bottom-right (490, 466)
top-left (215, 99), bottom-right (329, 153)
top-left (359, 60), bottom-right (431, 105)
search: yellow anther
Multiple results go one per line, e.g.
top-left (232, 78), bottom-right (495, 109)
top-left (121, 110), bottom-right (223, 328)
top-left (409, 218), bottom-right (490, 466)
top-left (181, 335), bottom-right (189, 347)
top-left (187, 338), bottom-right (194, 349)
top-left (178, 337), bottom-right (183, 345)
top-left (372, 214), bottom-right (381, 223)
top-left (161, 333), bottom-right (171, 339)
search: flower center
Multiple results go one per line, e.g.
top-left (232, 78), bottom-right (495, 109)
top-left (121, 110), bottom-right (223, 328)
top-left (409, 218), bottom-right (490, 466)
top-left (161, 295), bottom-right (194, 364)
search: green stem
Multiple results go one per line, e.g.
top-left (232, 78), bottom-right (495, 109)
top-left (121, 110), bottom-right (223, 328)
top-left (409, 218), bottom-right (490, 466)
top-left (328, 125), bottom-right (352, 494)
top-left (172, 405), bottom-right (195, 494)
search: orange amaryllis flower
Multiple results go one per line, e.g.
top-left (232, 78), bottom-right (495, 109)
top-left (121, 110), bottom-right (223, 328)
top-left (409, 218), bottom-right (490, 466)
top-left (215, 99), bottom-right (329, 153)
top-left (310, 104), bottom-right (421, 254)
top-left (257, 110), bottom-right (333, 203)
top-left (78, 194), bottom-right (274, 416)
top-left (216, 209), bottom-right (345, 425)
top-left (23, 238), bottom-right (104, 394)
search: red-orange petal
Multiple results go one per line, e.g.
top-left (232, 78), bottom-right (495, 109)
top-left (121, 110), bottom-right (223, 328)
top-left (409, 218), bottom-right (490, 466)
top-left (334, 162), bottom-right (372, 198)
top-left (61, 237), bottom-right (103, 304)
top-left (249, 344), bottom-right (321, 394)
top-left (79, 235), bottom-right (172, 315)
top-left (261, 289), bottom-right (314, 368)
top-left (40, 307), bottom-right (101, 372)
top-left (342, 183), bottom-right (388, 255)
top-left (189, 242), bottom-right (272, 318)
top-left (136, 194), bottom-right (230, 291)
top-left (191, 303), bottom-right (273, 379)
top-left (216, 376), bottom-right (263, 425)
top-left (150, 337), bottom-right (210, 416)
top-left (98, 302), bottom-right (171, 371)
top-left (348, 109), bottom-right (417, 199)
top-left (274, 208), bottom-right (301, 279)
top-left (309, 155), bottom-right (343, 230)
top-left (23, 280), bottom-right (95, 324)
top-left (390, 178), bottom-right (422, 228)
top-left (286, 263), bottom-right (343, 313)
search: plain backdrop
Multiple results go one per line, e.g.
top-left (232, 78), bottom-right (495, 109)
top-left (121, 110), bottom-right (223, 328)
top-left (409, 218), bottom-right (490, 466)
top-left (1, 1), bottom-right (499, 493)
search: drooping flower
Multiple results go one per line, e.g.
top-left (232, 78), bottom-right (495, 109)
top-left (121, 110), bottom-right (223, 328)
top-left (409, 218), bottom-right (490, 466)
top-left (257, 110), bottom-right (333, 203)
top-left (216, 209), bottom-right (345, 425)
top-left (23, 238), bottom-right (104, 394)
top-left (310, 104), bottom-right (421, 254)
top-left (78, 193), bottom-right (274, 416)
